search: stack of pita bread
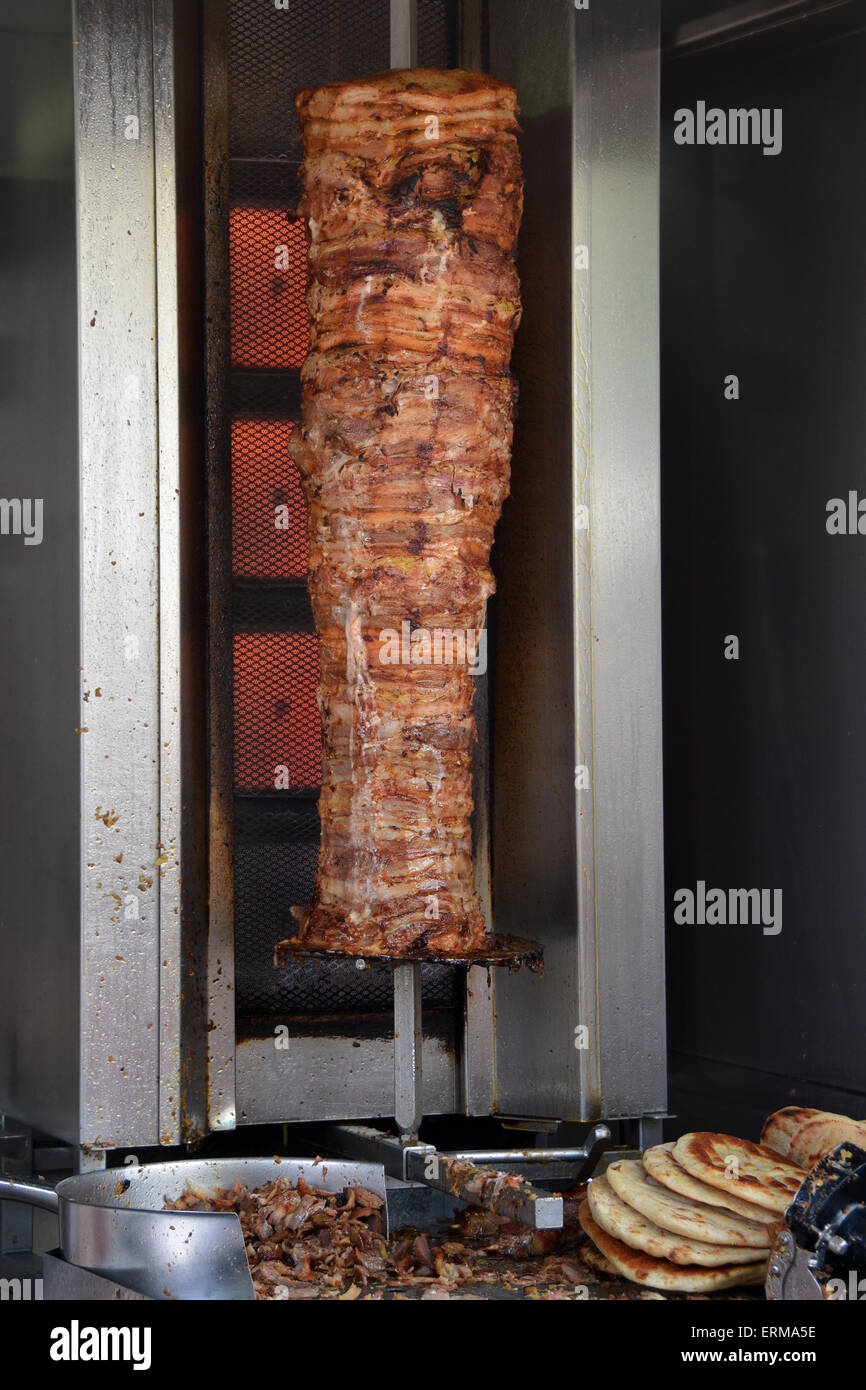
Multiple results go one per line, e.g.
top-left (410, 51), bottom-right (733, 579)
top-left (580, 1106), bottom-right (866, 1293)
top-left (578, 1132), bottom-right (805, 1293)
top-left (761, 1106), bottom-right (866, 1170)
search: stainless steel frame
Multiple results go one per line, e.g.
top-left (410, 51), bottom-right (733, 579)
top-left (76, 0), bottom-right (162, 1150)
top-left (0, 0), bottom-right (207, 1151)
top-left (75, 0), bottom-right (207, 1149)
top-left (484, 0), bottom-right (667, 1121)
top-left (0, 0), bottom-right (667, 1152)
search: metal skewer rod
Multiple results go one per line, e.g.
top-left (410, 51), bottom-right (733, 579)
top-left (402, 1150), bottom-right (565, 1229)
top-left (393, 962), bottom-right (423, 1142)
top-left (390, 0), bottom-right (418, 69)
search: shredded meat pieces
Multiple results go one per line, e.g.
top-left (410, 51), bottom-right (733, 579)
top-left (165, 1174), bottom-right (600, 1301)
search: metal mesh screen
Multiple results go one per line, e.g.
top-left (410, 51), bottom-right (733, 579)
top-left (226, 0), bottom-right (459, 1017)
top-left (228, 0), bottom-right (392, 160)
top-left (231, 419), bottom-right (308, 579)
top-left (229, 208), bottom-right (308, 370)
top-left (234, 803), bottom-right (459, 1014)
top-left (417, 0), bottom-right (457, 68)
top-left (233, 631), bottom-right (321, 792)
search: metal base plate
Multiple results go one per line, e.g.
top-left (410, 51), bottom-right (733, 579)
top-left (274, 933), bottom-right (543, 972)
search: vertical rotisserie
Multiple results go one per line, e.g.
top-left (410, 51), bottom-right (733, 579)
top-left (292, 69), bottom-right (523, 956)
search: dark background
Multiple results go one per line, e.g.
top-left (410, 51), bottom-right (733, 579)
top-left (661, 2), bottom-right (866, 1137)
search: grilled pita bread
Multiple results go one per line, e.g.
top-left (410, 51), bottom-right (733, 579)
top-left (760, 1107), bottom-right (820, 1159)
top-left (643, 1142), bottom-right (774, 1223)
top-left (587, 1173), bottom-right (764, 1266)
top-left (762, 1107), bottom-right (866, 1170)
top-left (578, 1201), bottom-right (766, 1293)
top-left (790, 1116), bottom-right (866, 1170)
top-left (673, 1132), bottom-right (805, 1216)
top-left (580, 1242), bottom-right (618, 1278)
top-left (606, 1159), bottom-right (772, 1249)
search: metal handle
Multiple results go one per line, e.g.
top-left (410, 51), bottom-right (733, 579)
top-left (0, 1175), bottom-right (60, 1214)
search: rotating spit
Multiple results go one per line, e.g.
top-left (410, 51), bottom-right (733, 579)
top-left (316, 1122), bottom-right (611, 1232)
top-left (274, 932), bottom-right (609, 1231)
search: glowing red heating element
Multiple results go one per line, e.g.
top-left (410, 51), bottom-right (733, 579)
top-left (229, 198), bottom-right (320, 792)
top-left (231, 419), bottom-right (309, 579)
top-left (229, 209), bottom-right (309, 369)
top-left (232, 632), bottom-right (322, 793)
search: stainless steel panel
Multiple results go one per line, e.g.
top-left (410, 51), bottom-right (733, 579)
top-left (0, 1), bottom-right (81, 1142)
top-left (1, 0), bottom-right (208, 1151)
top-left (463, 964), bottom-right (495, 1115)
top-left (235, 1033), bottom-right (457, 1124)
top-left (153, 0), bottom-right (209, 1146)
top-left (74, 0), bottom-right (162, 1148)
top-left (458, 0), bottom-right (486, 72)
top-left (390, 0), bottom-right (419, 67)
top-left (43, 1251), bottom-right (151, 1301)
top-left (393, 963), bottom-right (424, 1138)
top-left (464, 678), bottom-right (496, 1114)
top-left (153, 0), bottom-right (185, 1149)
top-left (487, 0), bottom-right (666, 1120)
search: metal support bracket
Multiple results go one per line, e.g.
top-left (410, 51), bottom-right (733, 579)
top-left (637, 1115), bottom-right (666, 1152)
top-left (766, 1228), bottom-right (824, 1300)
top-left (319, 1121), bottom-right (612, 1231)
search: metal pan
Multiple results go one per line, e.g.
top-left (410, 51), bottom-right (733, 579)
top-left (0, 1157), bottom-right (387, 1300)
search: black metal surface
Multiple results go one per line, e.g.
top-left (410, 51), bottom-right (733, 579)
top-left (0, 0), bottom-right (81, 1136)
top-left (662, 16), bottom-right (866, 1130)
top-left (233, 799), bottom-right (319, 1010)
top-left (664, 0), bottom-right (865, 58)
top-left (231, 157), bottom-right (300, 210)
top-left (787, 1142), bottom-right (866, 1278)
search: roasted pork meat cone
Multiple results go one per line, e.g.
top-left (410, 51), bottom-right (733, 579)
top-left (292, 68), bottom-right (523, 956)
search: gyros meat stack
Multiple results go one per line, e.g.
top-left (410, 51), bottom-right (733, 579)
top-left (291, 70), bottom-right (522, 956)
top-left (579, 1134), bottom-right (806, 1294)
